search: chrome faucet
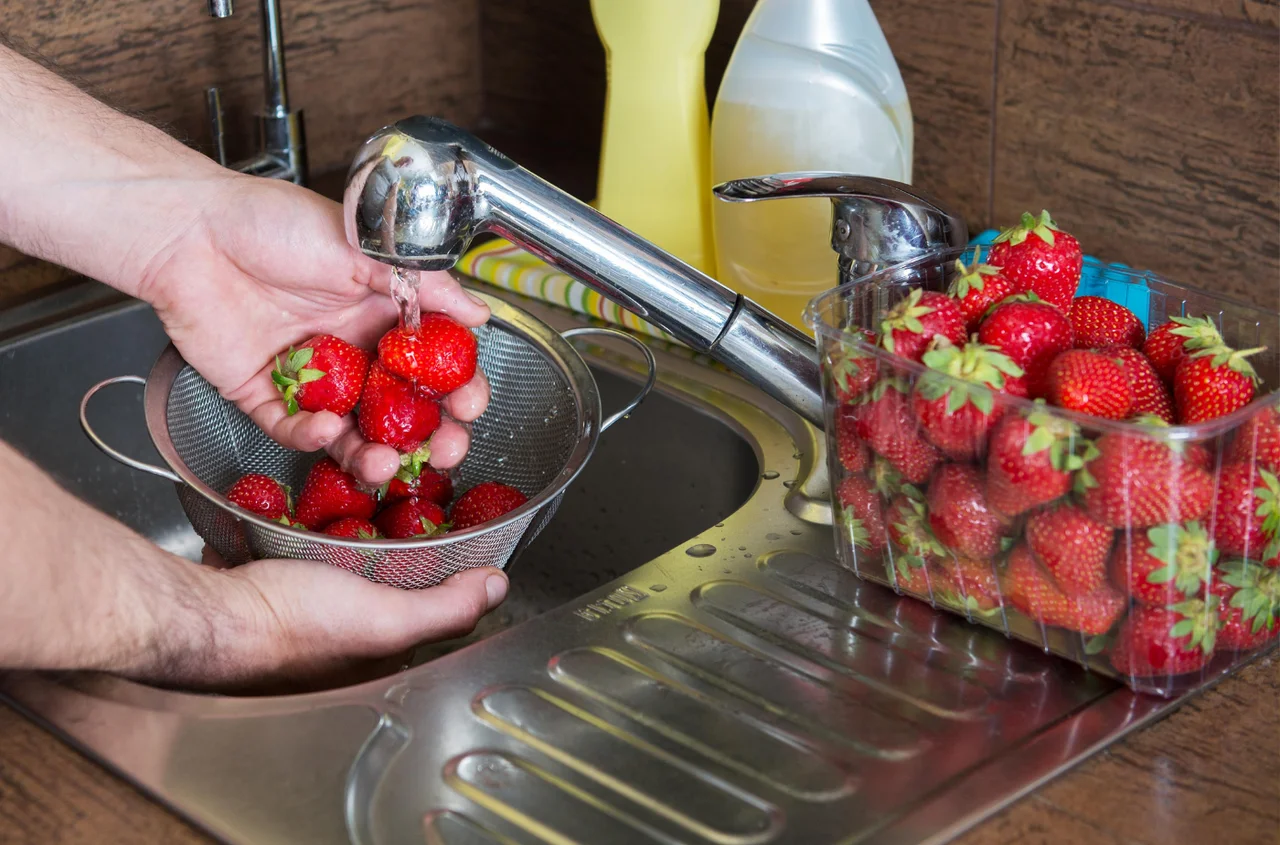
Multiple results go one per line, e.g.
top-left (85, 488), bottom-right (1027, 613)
top-left (203, 0), bottom-right (306, 185)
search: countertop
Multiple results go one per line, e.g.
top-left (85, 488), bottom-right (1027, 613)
top-left (0, 657), bottom-right (1274, 844)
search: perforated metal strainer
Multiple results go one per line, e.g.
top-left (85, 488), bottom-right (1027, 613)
top-left (80, 293), bottom-right (655, 589)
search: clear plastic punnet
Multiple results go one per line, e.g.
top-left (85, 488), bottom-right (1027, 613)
top-left (806, 245), bottom-right (1280, 696)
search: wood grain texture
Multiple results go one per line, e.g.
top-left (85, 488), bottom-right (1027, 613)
top-left (992, 0), bottom-right (1280, 307)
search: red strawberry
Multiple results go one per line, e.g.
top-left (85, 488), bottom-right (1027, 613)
top-left (450, 481), bottom-right (529, 531)
top-left (1045, 349), bottom-right (1133, 420)
top-left (323, 517), bottom-right (381, 539)
top-left (1101, 346), bottom-right (1175, 423)
top-left (1211, 560), bottom-right (1280, 650)
top-left (1226, 399), bottom-right (1280, 472)
top-left (1173, 343), bottom-right (1265, 424)
top-left (272, 335), bottom-right (370, 417)
top-left (226, 473), bottom-right (292, 522)
top-left (295, 458), bottom-right (377, 531)
top-left (835, 408), bottom-right (871, 473)
top-left (358, 361), bottom-right (442, 454)
top-left (1142, 316), bottom-right (1223, 385)
top-left (1068, 296), bottom-right (1145, 350)
top-left (986, 210), bottom-right (1082, 310)
top-left (977, 294), bottom-right (1074, 398)
top-left (1109, 601), bottom-right (1218, 677)
top-left (886, 491), bottom-right (947, 569)
top-left (1080, 432), bottom-right (1213, 529)
top-left (887, 555), bottom-right (944, 597)
top-left (1027, 505), bottom-right (1114, 596)
top-left (382, 465), bottom-right (454, 508)
top-left (1004, 543), bottom-right (1125, 634)
top-left (852, 379), bottom-right (942, 484)
top-left (939, 556), bottom-right (1004, 614)
top-left (1109, 521), bottom-right (1217, 606)
top-left (947, 257), bottom-right (1018, 333)
top-left (911, 341), bottom-right (1024, 460)
top-left (377, 313), bottom-right (478, 398)
top-left (927, 463), bottom-right (1011, 560)
top-left (827, 329), bottom-right (880, 402)
top-left (838, 475), bottom-right (888, 556)
top-left (374, 497), bottom-right (449, 539)
top-left (986, 405), bottom-right (1095, 517)
top-left (878, 289), bottom-right (966, 363)
top-left (1209, 463), bottom-right (1280, 559)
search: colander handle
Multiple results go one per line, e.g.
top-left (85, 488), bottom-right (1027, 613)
top-left (561, 327), bottom-right (657, 431)
top-left (79, 375), bottom-right (182, 484)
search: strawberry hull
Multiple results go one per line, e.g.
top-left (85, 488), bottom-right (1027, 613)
top-left (807, 244), bottom-right (1280, 697)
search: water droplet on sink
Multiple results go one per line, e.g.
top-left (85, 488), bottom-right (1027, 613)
top-left (649, 584), bottom-right (667, 592)
top-left (715, 523), bottom-right (724, 528)
top-left (737, 545), bottom-right (746, 551)
top-left (766, 532), bottom-right (782, 541)
top-left (783, 480), bottom-right (795, 488)
top-left (761, 470), bottom-right (780, 480)
top-left (685, 543), bottom-right (716, 558)
top-left (790, 529), bottom-right (803, 535)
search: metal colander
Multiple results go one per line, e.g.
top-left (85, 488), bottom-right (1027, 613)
top-left (81, 294), bottom-right (655, 589)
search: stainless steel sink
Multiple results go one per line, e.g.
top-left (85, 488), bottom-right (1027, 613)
top-left (0, 282), bottom-right (1259, 845)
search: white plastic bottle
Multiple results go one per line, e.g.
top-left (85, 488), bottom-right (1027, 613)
top-left (711, 0), bottom-right (913, 331)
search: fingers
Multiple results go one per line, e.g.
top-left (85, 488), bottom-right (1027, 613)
top-left (324, 428), bottom-right (401, 485)
top-left (245, 393), bottom-right (352, 452)
top-left (369, 567), bottom-right (508, 647)
top-left (442, 370), bottom-right (490, 423)
top-left (427, 418), bottom-right (471, 469)
top-left (417, 272), bottom-right (490, 328)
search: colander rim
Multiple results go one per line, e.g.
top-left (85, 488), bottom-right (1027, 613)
top-left (140, 293), bottom-right (604, 551)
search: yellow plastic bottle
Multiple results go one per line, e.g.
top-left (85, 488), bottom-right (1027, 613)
top-left (591, 0), bottom-right (719, 277)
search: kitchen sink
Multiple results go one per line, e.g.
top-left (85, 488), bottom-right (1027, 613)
top-left (0, 281), bottom-right (1257, 845)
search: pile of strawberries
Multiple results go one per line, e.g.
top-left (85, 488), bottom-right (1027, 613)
top-left (224, 313), bottom-right (527, 540)
top-left (830, 210), bottom-right (1280, 681)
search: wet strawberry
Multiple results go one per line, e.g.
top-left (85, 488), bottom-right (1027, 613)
top-left (1211, 560), bottom-right (1280, 650)
top-left (1068, 296), bottom-right (1145, 350)
top-left (1004, 543), bottom-right (1125, 635)
top-left (835, 408), bottom-right (871, 473)
top-left (852, 379), bottom-right (942, 484)
top-left (886, 491), bottom-right (947, 568)
top-left (1225, 399), bottom-right (1280, 472)
top-left (986, 405), bottom-right (1094, 517)
top-left (1109, 521), bottom-right (1217, 606)
top-left (295, 458), bottom-right (377, 531)
top-left (375, 497), bottom-right (449, 539)
top-left (1027, 505), bottom-right (1114, 596)
top-left (927, 463), bottom-right (1011, 560)
top-left (358, 361), bottom-right (442, 454)
top-left (1110, 601), bottom-right (1218, 677)
top-left (323, 517), bottom-right (381, 539)
top-left (1046, 349), bottom-right (1133, 420)
top-left (1210, 463), bottom-right (1280, 559)
top-left (377, 313), bottom-right (478, 397)
top-left (947, 257), bottom-right (1017, 333)
top-left (381, 465), bottom-right (454, 509)
top-left (878, 289), bottom-right (966, 363)
top-left (827, 329), bottom-right (880, 402)
top-left (977, 294), bottom-right (1074, 398)
top-left (1101, 346), bottom-right (1174, 423)
top-left (939, 556), bottom-right (1004, 614)
top-left (272, 335), bottom-right (370, 417)
top-left (986, 210), bottom-right (1082, 311)
top-left (1142, 316), bottom-right (1223, 385)
top-left (226, 473), bottom-right (292, 522)
top-left (450, 481), bottom-right (529, 531)
top-left (838, 475), bottom-right (888, 556)
top-left (1080, 432), bottom-right (1213, 529)
top-left (1174, 343), bottom-right (1264, 424)
top-left (911, 341), bottom-right (1024, 461)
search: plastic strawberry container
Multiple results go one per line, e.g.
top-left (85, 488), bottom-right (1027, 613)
top-left (805, 243), bottom-right (1280, 697)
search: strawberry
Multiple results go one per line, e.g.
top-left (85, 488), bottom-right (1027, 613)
top-left (272, 335), bottom-right (370, 417)
top-left (1173, 343), bottom-right (1265, 424)
top-left (911, 342), bottom-right (1024, 460)
top-left (986, 404), bottom-right (1095, 517)
top-left (450, 481), bottom-right (529, 531)
top-left (1045, 349), bottom-right (1133, 420)
top-left (1226, 399), bottom-right (1280, 472)
top-left (838, 475), bottom-right (888, 555)
top-left (358, 361), bottom-right (442, 454)
top-left (947, 257), bottom-right (1017, 333)
top-left (323, 517), bottom-right (381, 539)
top-left (1026, 505), bottom-right (1114, 596)
top-left (827, 329), bottom-right (880, 402)
top-left (976, 294), bottom-right (1074, 398)
top-left (939, 556), bottom-right (1004, 614)
top-left (1101, 346), bottom-right (1175, 423)
top-left (852, 379), bottom-right (942, 484)
top-left (1068, 296), bottom-right (1145, 350)
top-left (226, 473), bottom-right (292, 522)
top-left (295, 458), bottom-right (377, 531)
top-left (878, 289), bottom-right (966, 363)
top-left (1209, 463), bottom-right (1280, 559)
top-left (886, 491), bottom-right (947, 569)
top-left (986, 210), bottom-right (1082, 310)
top-left (1211, 560), bottom-right (1280, 650)
top-left (1004, 543), bottom-right (1125, 634)
top-left (870, 454), bottom-right (906, 500)
top-left (926, 463), bottom-right (1011, 560)
top-left (1080, 432), bottom-right (1213, 529)
top-left (835, 408), bottom-right (871, 473)
top-left (381, 465), bottom-right (454, 509)
top-left (1109, 521), bottom-right (1217, 606)
top-left (1109, 601), bottom-right (1218, 677)
top-left (887, 555), bottom-right (943, 597)
top-left (1142, 316), bottom-right (1223, 385)
top-left (374, 497), bottom-right (449, 539)
top-left (377, 313), bottom-right (478, 398)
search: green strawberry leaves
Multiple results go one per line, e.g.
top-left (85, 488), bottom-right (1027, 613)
top-left (842, 509), bottom-right (871, 550)
top-left (1254, 469), bottom-right (1280, 539)
top-left (918, 342), bottom-right (1024, 417)
top-left (872, 455), bottom-right (904, 499)
top-left (880, 289), bottom-right (937, 351)
top-left (1220, 560), bottom-right (1280, 634)
top-left (1021, 405), bottom-right (1097, 474)
top-left (1188, 343), bottom-right (1265, 385)
top-left (272, 345), bottom-right (328, 416)
top-left (1167, 315), bottom-right (1224, 352)
top-left (1168, 598), bottom-right (1218, 655)
top-left (948, 258), bottom-right (1001, 298)
top-left (993, 210), bottom-right (1059, 248)
top-left (1084, 633), bottom-right (1112, 655)
top-left (1144, 521), bottom-right (1217, 595)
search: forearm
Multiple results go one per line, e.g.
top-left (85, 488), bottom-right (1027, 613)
top-left (0, 43), bottom-right (228, 295)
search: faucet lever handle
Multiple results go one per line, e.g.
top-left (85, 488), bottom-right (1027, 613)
top-left (713, 172), bottom-right (969, 280)
top-left (205, 87), bottom-right (228, 167)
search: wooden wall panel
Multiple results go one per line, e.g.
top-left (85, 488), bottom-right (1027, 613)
top-left (993, 0), bottom-right (1280, 306)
